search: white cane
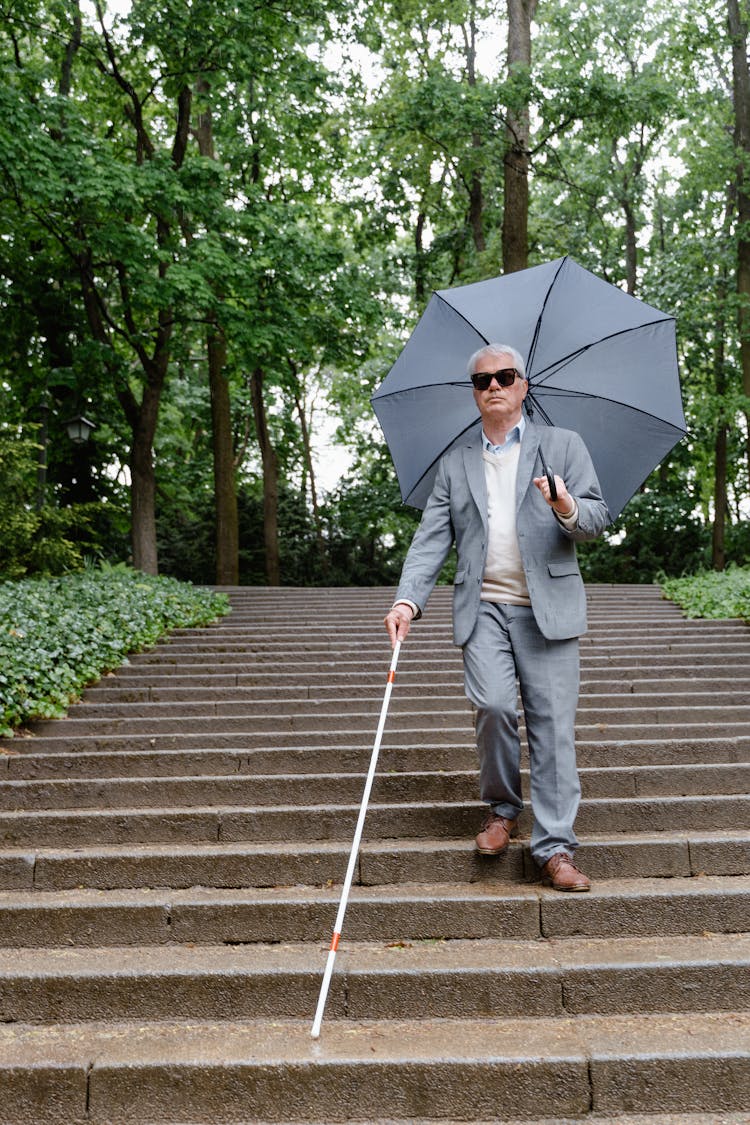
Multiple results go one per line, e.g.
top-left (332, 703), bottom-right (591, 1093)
top-left (310, 639), bottom-right (402, 1039)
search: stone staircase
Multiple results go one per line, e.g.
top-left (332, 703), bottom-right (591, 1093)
top-left (0, 584), bottom-right (749, 1124)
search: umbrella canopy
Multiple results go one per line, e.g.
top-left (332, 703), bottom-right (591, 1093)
top-left (371, 256), bottom-right (687, 522)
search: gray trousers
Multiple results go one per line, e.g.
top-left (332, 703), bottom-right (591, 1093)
top-left (461, 601), bottom-right (581, 865)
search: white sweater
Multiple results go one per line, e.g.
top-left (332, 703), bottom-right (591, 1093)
top-left (480, 446), bottom-right (531, 606)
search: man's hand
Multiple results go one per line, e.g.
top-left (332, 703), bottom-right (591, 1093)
top-left (384, 603), bottom-right (413, 648)
top-left (533, 474), bottom-right (576, 519)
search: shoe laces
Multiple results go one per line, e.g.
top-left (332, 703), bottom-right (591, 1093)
top-left (547, 851), bottom-right (580, 873)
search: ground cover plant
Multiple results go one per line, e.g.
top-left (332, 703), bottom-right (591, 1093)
top-left (0, 565), bottom-right (229, 736)
top-left (660, 565), bottom-right (750, 621)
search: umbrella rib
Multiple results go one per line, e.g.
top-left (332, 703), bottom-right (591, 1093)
top-left (527, 387), bottom-right (687, 434)
top-left (524, 396), bottom-right (555, 427)
top-left (371, 381), bottom-right (472, 403)
top-left (403, 418), bottom-right (482, 502)
top-left (433, 291), bottom-right (491, 346)
top-left (529, 317), bottom-right (675, 386)
top-left (526, 255), bottom-right (568, 373)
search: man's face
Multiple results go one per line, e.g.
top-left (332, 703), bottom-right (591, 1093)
top-left (472, 351), bottom-right (528, 428)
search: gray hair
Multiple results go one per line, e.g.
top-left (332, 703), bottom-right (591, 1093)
top-left (467, 343), bottom-right (527, 380)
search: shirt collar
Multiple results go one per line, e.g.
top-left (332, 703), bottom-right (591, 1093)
top-left (482, 413), bottom-right (526, 454)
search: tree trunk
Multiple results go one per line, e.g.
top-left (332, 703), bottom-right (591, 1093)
top-left (728, 0), bottom-right (750, 478)
top-left (208, 324), bottom-right (239, 584)
top-left (623, 196), bottom-right (638, 295)
top-left (711, 187), bottom-right (735, 571)
top-left (468, 168), bottom-right (486, 254)
top-left (76, 251), bottom-right (168, 575)
top-left (415, 209), bottom-right (427, 305)
top-left (503, 0), bottom-right (538, 273)
top-left (129, 383), bottom-right (161, 575)
top-left (463, 5), bottom-right (485, 254)
top-left (293, 379), bottom-right (329, 579)
top-left (713, 423), bottom-right (728, 570)
top-left (711, 271), bottom-right (729, 571)
top-left (250, 366), bottom-right (280, 585)
top-left (59, 4), bottom-right (82, 98)
top-left (195, 76), bottom-right (239, 585)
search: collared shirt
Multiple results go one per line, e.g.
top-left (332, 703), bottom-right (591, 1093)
top-left (482, 414), bottom-right (526, 456)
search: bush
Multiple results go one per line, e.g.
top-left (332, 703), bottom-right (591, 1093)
top-left (0, 430), bottom-right (108, 579)
top-left (660, 565), bottom-right (750, 621)
top-left (0, 564), bottom-right (230, 736)
top-left (578, 491), bottom-right (711, 583)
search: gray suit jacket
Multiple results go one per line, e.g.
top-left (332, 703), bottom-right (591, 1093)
top-left (394, 422), bottom-right (609, 645)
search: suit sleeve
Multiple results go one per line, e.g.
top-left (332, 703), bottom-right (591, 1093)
top-left (394, 456), bottom-right (456, 619)
top-left (557, 431), bottom-right (609, 541)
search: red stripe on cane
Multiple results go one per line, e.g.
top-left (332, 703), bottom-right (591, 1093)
top-left (387, 670), bottom-right (396, 683)
top-left (330, 932), bottom-right (341, 951)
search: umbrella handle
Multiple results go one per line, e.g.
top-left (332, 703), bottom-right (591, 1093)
top-left (538, 447), bottom-right (558, 502)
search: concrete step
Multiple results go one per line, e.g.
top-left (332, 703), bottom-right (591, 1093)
top-left (5, 735), bottom-right (750, 780)
top-left (148, 633), bottom-right (748, 657)
top-left (93, 652), bottom-right (750, 684)
top-left (184, 611), bottom-right (744, 627)
top-left (1, 1011), bottom-right (748, 1123)
top-left (113, 633), bottom-right (747, 658)
top-left (94, 653), bottom-right (750, 680)
top-left (65, 690), bottom-right (750, 721)
top-left (79, 677), bottom-right (750, 705)
top-left (0, 875), bottom-right (747, 947)
top-left (253, 1116), bottom-right (750, 1125)
top-left (1, 829), bottom-right (748, 892)
top-left (1, 932), bottom-right (748, 1022)
top-left (2, 793), bottom-right (749, 847)
top-left (1, 761), bottom-right (748, 811)
top-left (25, 707), bottom-right (750, 739)
top-left (125, 638), bottom-right (750, 664)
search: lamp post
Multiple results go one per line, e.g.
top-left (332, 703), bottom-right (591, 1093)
top-left (64, 414), bottom-right (97, 445)
top-left (35, 392), bottom-right (50, 512)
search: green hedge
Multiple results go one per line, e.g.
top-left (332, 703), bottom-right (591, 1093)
top-left (0, 565), bottom-right (230, 736)
top-left (660, 565), bottom-right (750, 621)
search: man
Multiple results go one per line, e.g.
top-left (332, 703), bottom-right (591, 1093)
top-left (384, 343), bottom-right (608, 891)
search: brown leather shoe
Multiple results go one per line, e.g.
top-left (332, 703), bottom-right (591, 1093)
top-left (475, 813), bottom-right (518, 855)
top-left (540, 852), bottom-right (590, 892)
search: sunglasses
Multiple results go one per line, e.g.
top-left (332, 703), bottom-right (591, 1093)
top-left (471, 368), bottom-right (519, 390)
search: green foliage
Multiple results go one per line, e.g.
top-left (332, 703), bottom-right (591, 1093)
top-left (660, 566), bottom-right (750, 620)
top-left (578, 484), bottom-right (712, 583)
top-left (0, 565), bottom-right (229, 736)
top-left (323, 447), bottom-right (423, 585)
top-left (0, 431), bottom-right (105, 579)
top-left (0, 0), bottom-right (748, 587)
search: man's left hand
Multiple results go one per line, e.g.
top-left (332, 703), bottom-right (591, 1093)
top-left (533, 474), bottom-right (576, 519)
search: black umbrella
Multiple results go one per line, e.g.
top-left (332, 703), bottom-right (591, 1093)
top-left (372, 256), bottom-right (687, 521)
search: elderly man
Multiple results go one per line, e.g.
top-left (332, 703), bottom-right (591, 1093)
top-left (384, 343), bottom-right (608, 891)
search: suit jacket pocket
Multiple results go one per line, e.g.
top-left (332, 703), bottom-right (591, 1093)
top-left (547, 560), bottom-right (579, 577)
top-left (454, 569), bottom-right (466, 584)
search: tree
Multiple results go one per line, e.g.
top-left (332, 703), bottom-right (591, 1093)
top-left (355, 0), bottom-right (507, 296)
top-left (193, 78), bottom-right (239, 586)
top-left (728, 0), bottom-right (750, 486)
top-left (503, 0), bottom-right (538, 272)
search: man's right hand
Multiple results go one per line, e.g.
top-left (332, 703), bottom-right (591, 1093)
top-left (384, 603), bottom-right (413, 648)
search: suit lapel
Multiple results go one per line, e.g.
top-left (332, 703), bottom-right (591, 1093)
top-left (462, 439), bottom-right (488, 529)
top-left (517, 424), bottom-right (540, 510)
